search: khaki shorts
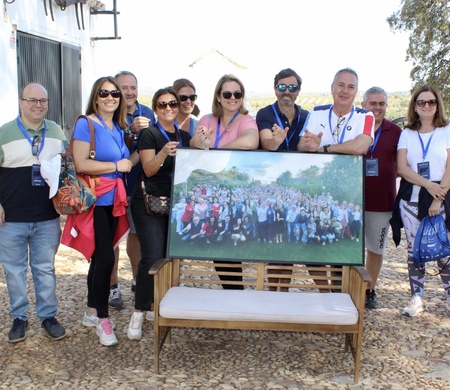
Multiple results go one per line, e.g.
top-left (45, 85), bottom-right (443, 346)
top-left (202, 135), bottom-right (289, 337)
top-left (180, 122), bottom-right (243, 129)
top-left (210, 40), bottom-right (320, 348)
top-left (364, 211), bottom-right (391, 255)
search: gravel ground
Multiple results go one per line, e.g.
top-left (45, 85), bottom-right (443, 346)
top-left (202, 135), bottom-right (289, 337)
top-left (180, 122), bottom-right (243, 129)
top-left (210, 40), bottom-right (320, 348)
top-left (1, 229), bottom-right (450, 389)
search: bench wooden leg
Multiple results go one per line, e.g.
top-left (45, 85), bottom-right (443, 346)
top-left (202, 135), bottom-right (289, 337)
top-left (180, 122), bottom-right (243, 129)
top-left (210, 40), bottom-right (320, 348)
top-left (154, 324), bottom-right (171, 374)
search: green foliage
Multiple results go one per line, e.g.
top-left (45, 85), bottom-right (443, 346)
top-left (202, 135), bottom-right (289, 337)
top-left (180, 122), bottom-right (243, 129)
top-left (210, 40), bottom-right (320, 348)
top-left (321, 156), bottom-right (363, 205)
top-left (388, 0), bottom-right (450, 108)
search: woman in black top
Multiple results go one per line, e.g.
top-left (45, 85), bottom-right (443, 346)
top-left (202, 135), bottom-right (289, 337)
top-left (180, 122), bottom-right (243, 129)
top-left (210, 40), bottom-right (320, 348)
top-left (127, 87), bottom-right (191, 341)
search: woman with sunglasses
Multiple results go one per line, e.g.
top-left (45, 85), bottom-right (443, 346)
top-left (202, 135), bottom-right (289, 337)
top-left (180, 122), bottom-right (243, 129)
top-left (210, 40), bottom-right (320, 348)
top-left (191, 74), bottom-right (258, 289)
top-left (391, 85), bottom-right (450, 316)
top-left (127, 87), bottom-right (191, 341)
top-left (191, 74), bottom-right (259, 150)
top-left (173, 78), bottom-right (199, 137)
top-left (64, 76), bottom-right (133, 346)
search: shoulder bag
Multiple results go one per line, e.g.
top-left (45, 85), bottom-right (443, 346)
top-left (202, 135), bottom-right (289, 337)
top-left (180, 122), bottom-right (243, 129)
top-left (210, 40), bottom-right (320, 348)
top-left (52, 115), bottom-right (98, 215)
top-left (141, 180), bottom-right (170, 217)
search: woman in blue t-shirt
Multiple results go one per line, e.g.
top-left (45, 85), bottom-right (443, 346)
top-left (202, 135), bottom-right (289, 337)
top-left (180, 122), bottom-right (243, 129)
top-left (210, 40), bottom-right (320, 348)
top-left (72, 76), bottom-right (132, 347)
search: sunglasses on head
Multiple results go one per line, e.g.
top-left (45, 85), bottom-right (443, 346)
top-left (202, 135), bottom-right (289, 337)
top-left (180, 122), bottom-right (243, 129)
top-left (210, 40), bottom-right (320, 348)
top-left (416, 99), bottom-right (437, 108)
top-left (276, 84), bottom-right (300, 93)
top-left (179, 94), bottom-right (197, 102)
top-left (221, 91), bottom-right (243, 99)
top-left (156, 100), bottom-right (179, 109)
top-left (98, 89), bottom-right (121, 98)
top-left (32, 134), bottom-right (41, 156)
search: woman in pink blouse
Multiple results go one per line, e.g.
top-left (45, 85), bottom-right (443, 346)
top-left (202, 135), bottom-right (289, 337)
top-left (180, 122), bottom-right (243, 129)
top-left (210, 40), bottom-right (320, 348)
top-left (191, 74), bottom-right (259, 150)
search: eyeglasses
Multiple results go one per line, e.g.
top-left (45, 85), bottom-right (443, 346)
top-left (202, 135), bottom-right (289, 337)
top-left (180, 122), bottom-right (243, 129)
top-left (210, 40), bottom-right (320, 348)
top-left (221, 91), bottom-right (243, 99)
top-left (179, 94), bottom-right (197, 102)
top-left (332, 116), bottom-right (346, 137)
top-left (156, 100), bottom-right (179, 110)
top-left (276, 84), bottom-right (300, 93)
top-left (416, 99), bottom-right (437, 108)
top-left (97, 89), bottom-right (121, 98)
top-left (21, 98), bottom-right (49, 106)
top-left (32, 135), bottom-right (41, 156)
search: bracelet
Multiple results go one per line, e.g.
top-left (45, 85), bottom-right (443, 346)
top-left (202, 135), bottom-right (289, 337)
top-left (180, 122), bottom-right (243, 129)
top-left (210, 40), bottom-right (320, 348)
top-left (114, 162), bottom-right (118, 173)
top-left (425, 180), bottom-right (431, 189)
top-left (154, 154), bottom-right (163, 167)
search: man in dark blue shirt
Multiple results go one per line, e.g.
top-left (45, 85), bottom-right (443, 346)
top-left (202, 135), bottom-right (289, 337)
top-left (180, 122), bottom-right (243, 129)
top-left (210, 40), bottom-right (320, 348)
top-left (109, 71), bottom-right (156, 309)
top-left (256, 68), bottom-right (308, 151)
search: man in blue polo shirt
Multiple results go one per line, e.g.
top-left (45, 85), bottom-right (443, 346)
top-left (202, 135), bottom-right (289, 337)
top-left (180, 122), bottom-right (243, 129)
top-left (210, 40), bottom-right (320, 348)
top-left (257, 68), bottom-right (309, 151)
top-left (109, 71), bottom-right (156, 309)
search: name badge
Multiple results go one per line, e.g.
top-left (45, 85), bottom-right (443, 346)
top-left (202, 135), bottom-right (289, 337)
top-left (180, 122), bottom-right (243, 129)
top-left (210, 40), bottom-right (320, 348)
top-left (31, 164), bottom-right (46, 186)
top-left (417, 161), bottom-right (430, 179)
top-left (365, 158), bottom-right (379, 177)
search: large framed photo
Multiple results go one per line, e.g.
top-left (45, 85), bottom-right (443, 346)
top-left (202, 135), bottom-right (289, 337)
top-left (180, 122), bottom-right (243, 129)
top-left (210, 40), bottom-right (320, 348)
top-left (168, 149), bottom-right (364, 266)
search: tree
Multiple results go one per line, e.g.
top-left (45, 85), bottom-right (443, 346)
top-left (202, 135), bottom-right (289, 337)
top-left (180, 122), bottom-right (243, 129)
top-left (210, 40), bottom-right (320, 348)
top-left (388, 0), bottom-right (450, 106)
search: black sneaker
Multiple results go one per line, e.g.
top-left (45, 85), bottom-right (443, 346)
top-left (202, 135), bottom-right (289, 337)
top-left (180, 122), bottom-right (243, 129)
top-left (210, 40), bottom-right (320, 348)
top-left (109, 284), bottom-right (124, 309)
top-left (8, 318), bottom-right (29, 343)
top-left (365, 289), bottom-right (378, 309)
top-left (42, 317), bottom-right (66, 340)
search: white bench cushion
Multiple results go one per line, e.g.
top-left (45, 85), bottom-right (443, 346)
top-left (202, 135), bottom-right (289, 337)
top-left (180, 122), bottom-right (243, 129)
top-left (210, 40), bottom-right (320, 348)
top-left (159, 287), bottom-right (358, 325)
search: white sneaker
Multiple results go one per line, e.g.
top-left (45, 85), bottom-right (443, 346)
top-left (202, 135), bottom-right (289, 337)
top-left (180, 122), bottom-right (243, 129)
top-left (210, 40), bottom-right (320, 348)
top-left (127, 312), bottom-right (144, 340)
top-left (82, 311), bottom-right (116, 329)
top-left (402, 295), bottom-right (424, 316)
top-left (96, 318), bottom-right (118, 346)
top-left (145, 310), bottom-right (155, 321)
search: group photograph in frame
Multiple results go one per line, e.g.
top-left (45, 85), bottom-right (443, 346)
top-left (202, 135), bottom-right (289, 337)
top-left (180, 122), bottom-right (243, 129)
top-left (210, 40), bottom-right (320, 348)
top-left (167, 149), bottom-right (364, 266)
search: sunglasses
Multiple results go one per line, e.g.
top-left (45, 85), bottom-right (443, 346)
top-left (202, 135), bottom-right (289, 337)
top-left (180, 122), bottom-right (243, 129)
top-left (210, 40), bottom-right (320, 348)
top-left (276, 84), bottom-right (300, 93)
top-left (221, 91), bottom-right (243, 99)
top-left (179, 94), bottom-right (197, 102)
top-left (98, 89), bottom-right (121, 98)
top-left (332, 116), bottom-right (346, 137)
top-left (416, 99), bottom-right (437, 108)
top-left (32, 134), bottom-right (41, 156)
top-left (156, 100), bottom-right (179, 109)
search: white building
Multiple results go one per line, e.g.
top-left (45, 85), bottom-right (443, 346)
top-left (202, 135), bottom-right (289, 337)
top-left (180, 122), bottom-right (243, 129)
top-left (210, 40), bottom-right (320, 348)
top-left (1, 0), bottom-right (118, 136)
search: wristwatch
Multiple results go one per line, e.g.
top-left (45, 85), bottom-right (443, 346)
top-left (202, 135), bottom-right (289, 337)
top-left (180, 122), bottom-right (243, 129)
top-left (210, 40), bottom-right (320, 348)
top-left (323, 144), bottom-right (331, 153)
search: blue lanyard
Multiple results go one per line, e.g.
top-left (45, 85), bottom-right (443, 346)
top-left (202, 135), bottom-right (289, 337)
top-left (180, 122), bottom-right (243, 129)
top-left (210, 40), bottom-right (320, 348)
top-left (271, 103), bottom-right (299, 149)
top-left (214, 112), bottom-right (239, 148)
top-left (328, 106), bottom-right (355, 144)
top-left (189, 117), bottom-right (195, 137)
top-left (16, 117), bottom-right (46, 157)
top-left (95, 114), bottom-right (127, 155)
top-left (369, 124), bottom-right (383, 155)
top-left (418, 129), bottom-right (435, 160)
top-left (156, 122), bottom-right (183, 147)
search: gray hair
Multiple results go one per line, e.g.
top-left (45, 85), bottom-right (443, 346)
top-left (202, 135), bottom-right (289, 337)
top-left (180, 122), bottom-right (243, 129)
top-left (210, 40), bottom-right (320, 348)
top-left (332, 68), bottom-right (359, 86)
top-left (363, 86), bottom-right (387, 103)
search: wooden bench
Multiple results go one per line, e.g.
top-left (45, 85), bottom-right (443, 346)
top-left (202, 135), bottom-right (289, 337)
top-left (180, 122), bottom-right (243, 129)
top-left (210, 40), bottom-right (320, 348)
top-left (149, 259), bottom-right (371, 383)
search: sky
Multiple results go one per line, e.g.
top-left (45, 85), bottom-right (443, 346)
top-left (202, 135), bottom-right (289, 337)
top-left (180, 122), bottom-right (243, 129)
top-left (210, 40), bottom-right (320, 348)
top-left (93, 0), bottom-right (412, 109)
top-left (175, 149), bottom-right (337, 184)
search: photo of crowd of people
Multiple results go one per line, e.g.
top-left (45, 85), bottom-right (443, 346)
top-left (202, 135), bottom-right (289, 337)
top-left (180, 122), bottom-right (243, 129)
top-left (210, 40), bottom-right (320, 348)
top-left (168, 149), bottom-right (364, 265)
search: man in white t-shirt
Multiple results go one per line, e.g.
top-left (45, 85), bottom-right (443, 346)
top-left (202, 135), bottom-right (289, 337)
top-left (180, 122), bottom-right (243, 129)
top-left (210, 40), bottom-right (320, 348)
top-left (297, 68), bottom-right (374, 154)
top-left (297, 68), bottom-right (375, 290)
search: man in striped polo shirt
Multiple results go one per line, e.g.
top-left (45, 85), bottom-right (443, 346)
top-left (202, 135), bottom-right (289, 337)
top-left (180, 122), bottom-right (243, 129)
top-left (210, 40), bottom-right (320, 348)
top-left (0, 82), bottom-right (68, 343)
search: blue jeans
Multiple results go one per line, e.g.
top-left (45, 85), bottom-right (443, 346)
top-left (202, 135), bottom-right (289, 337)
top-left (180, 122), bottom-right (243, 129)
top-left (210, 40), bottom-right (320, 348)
top-left (0, 218), bottom-right (61, 322)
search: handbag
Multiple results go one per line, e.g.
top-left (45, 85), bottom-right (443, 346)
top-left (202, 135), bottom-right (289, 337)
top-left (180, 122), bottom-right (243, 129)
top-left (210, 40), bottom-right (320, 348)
top-left (412, 214), bottom-right (450, 267)
top-left (52, 115), bottom-right (98, 215)
top-left (141, 180), bottom-right (170, 217)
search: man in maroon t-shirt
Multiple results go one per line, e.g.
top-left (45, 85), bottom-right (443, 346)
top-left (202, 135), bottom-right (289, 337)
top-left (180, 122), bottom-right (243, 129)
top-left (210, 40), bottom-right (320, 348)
top-left (362, 87), bottom-right (402, 308)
